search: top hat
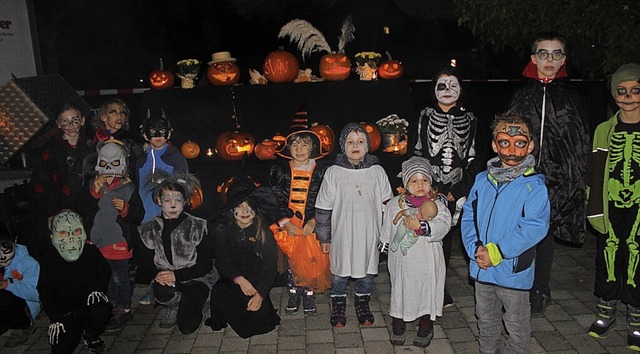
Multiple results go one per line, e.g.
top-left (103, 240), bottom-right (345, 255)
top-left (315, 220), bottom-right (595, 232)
top-left (277, 105), bottom-right (324, 160)
top-left (208, 51), bottom-right (237, 65)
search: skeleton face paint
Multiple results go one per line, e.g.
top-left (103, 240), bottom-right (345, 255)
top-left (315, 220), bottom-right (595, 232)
top-left (492, 123), bottom-right (534, 167)
top-left (159, 190), bottom-right (185, 219)
top-left (95, 142), bottom-right (127, 177)
top-left (234, 201), bottom-right (256, 228)
top-left (615, 81), bottom-right (640, 112)
top-left (57, 109), bottom-right (84, 141)
top-left (0, 239), bottom-right (15, 267)
top-left (50, 210), bottom-right (87, 262)
top-left (435, 75), bottom-right (460, 106)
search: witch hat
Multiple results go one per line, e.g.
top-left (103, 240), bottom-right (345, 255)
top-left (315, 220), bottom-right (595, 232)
top-left (276, 104), bottom-right (324, 159)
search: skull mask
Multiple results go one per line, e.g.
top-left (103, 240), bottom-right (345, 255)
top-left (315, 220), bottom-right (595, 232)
top-left (95, 141), bottom-right (127, 177)
top-left (0, 239), bottom-right (15, 268)
top-left (50, 210), bottom-right (87, 262)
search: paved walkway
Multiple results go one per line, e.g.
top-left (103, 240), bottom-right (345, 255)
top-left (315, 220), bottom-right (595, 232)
top-left (0, 231), bottom-right (633, 353)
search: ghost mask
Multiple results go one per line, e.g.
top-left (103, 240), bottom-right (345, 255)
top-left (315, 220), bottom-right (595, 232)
top-left (435, 75), bottom-right (460, 106)
top-left (95, 142), bottom-right (127, 177)
top-left (0, 239), bottom-right (15, 267)
top-left (50, 210), bottom-right (87, 262)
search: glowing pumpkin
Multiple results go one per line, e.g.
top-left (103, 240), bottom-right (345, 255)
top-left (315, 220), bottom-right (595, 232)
top-left (180, 140), bottom-right (200, 159)
top-left (214, 131), bottom-right (255, 160)
top-left (319, 53), bottom-right (351, 81)
top-left (360, 122), bottom-right (381, 153)
top-left (311, 123), bottom-right (335, 155)
top-left (272, 133), bottom-right (287, 151)
top-left (263, 48), bottom-right (299, 84)
top-left (207, 61), bottom-right (240, 86)
top-left (379, 60), bottom-right (404, 79)
top-left (190, 185), bottom-right (204, 210)
top-left (149, 58), bottom-right (174, 89)
top-left (217, 175), bottom-right (260, 203)
top-left (254, 139), bottom-right (279, 160)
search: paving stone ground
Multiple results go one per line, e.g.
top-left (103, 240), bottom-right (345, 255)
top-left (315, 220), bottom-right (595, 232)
top-left (1, 231), bottom-right (631, 353)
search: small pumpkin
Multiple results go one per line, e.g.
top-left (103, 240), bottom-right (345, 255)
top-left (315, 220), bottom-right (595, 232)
top-left (217, 175), bottom-right (259, 203)
top-left (311, 123), bottom-right (335, 155)
top-left (360, 122), bottom-right (382, 153)
top-left (263, 48), bottom-right (300, 84)
top-left (215, 131), bottom-right (255, 160)
top-left (272, 133), bottom-right (287, 150)
top-left (319, 53), bottom-right (351, 81)
top-left (207, 60), bottom-right (240, 86)
top-left (180, 140), bottom-right (201, 159)
top-left (189, 185), bottom-right (204, 210)
top-left (254, 139), bottom-right (279, 160)
top-left (149, 58), bottom-right (175, 89)
top-left (379, 60), bottom-right (404, 80)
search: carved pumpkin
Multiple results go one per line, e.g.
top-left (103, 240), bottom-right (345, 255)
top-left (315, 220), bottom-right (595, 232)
top-left (263, 48), bottom-right (299, 84)
top-left (149, 58), bottom-right (174, 89)
top-left (360, 122), bottom-right (381, 153)
top-left (180, 140), bottom-right (200, 159)
top-left (254, 139), bottom-right (279, 160)
top-left (311, 123), bottom-right (335, 155)
top-left (207, 61), bottom-right (240, 86)
top-left (189, 185), bottom-right (204, 210)
top-left (319, 53), bottom-right (351, 81)
top-left (379, 60), bottom-right (404, 79)
top-left (214, 131), bottom-right (255, 160)
top-left (217, 175), bottom-right (259, 203)
top-left (272, 133), bottom-right (287, 151)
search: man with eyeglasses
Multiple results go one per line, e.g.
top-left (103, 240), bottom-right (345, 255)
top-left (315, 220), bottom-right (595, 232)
top-left (507, 32), bottom-right (590, 317)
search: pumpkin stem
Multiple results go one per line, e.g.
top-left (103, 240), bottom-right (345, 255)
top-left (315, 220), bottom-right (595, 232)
top-left (159, 58), bottom-right (164, 70)
top-left (385, 51), bottom-right (393, 61)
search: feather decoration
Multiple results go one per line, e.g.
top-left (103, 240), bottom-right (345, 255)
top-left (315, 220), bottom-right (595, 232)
top-left (278, 19), bottom-right (332, 62)
top-left (337, 15), bottom-right (355, 53)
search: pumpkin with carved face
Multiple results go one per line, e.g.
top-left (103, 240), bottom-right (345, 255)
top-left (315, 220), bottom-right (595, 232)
top-left (319, 53), bottom-right (351, 81)
top-left (149, 58), bottom-right (174, 89)
top-left (207, 61), bottom-right (241, 86)
top-left (272, 133), bottom-right (287, 151)
top-left (360, 122), bottom-right (382, 153)
top-left (311, 123), bottom-right (335, 155)
top-left (254, 139), bottom-right (279, 160)
top-left (215, 131), bottom-right (255, 160)
top-left (190, 185), bottom-right (204, 210)
top-left (180, 140), bottom-right (200, 159)
top-left (379, 60), bottom-right (404, 80)
top-left (263, 49), bottom-right (299, 84)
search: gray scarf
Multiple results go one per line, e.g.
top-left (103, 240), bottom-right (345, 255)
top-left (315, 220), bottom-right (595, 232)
top-left (487, 154), bottom-right (536, 183)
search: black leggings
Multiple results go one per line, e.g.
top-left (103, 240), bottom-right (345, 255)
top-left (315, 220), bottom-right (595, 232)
top-left (0, 289), bottom-right (31, 332)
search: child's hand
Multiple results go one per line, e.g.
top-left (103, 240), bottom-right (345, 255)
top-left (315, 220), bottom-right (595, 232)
top-left (302, 219), bottom-right (316, 236)
top-left (112, 198), bottom-right (125, 212)
top-left (155, 270), bottom-right (176, 286)
top-left (447, 192), bottom-right (455, 202)
top-left (321, 243), bottom-right (331, 254)
top-left (475, 246), bottom-right (492, 269)
top-left (403, 214), bottom-right (421, 231)
top-left (235, 276), bottom-right (257, 296)
top-left (247, 293), bottom-right (263, 311)
top-left (284, 221), bottom-right (301, 236)
top-left (93, 175), bottom-right (107, 193)
top-left (393, 210), bottom-right (407, 225)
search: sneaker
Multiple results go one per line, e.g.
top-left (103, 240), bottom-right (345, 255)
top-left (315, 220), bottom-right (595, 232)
top-left (105, 307), bottom-right (132, 332)
top-left (354, 294), bottom-right (374, 326)
top-left (390, 317), bottom-right (406, 346)
top-left (160, 306), bottom-right (179, 328)
top-left (413, 315), bottom-right (434, 348)
top-left (330, 296), bottom-right (347, 327)
top-left (285, 288), bottom-right (302, 315)
top-left (629, 305), bottom-right (640, 351)
top-left (83, 333), bottom-right (105, 353)
top-left (4, 324), bottom-right (35, 348)
top-left (139, 288), bottom-right (153, 305)
top-left (303, 292), bottom-right (317, 316)
top-left (530, 290), bottom-right (551, 317)
top-left (443, 291), bottom-right (454, 308)
top-left (588, 299), bottom-right (617, 338)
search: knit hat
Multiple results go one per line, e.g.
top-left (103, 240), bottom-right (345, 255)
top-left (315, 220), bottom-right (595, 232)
top-left (401, 156), bottom-right (433, 187)
top-left (277, 105), bottom-right (323, 159)
top-left (610, 63), bottom-right (640, 98)
top-left (339, 123), bottom-right (370, 154)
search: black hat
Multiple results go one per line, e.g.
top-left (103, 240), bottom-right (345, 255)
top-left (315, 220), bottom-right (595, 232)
top-left (215, 174), bottom-right (279, 224)
top-left (277, 105), bottom-right (324, 160)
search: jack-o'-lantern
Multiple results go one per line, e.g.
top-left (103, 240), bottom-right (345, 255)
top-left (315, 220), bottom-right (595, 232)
top-left (189, 185), bottom-right (204, 210)
top-left (272, 133), bottom-right (287, 151)
top-left (149, 58), bottom-right (174, 89)
top-left (311, 123), bottom-right (335, 155)
top-left (206, 52), bottom-right (240, 86)
top-left (215, 131), bottom-right (255, 160)
top-left (319, 53), bottom-right (351, 81)
top-left (263, 48), bottom-right (299, 84)
top-left (360, 122), bottom-right (381, 153)
top-left (379, 60), bottom-right (404, 80)
top-left (254, 139), bottom-right (279, 160)
top-left (180, 140), bottom-right (200, 159)
top-left (217, 175), bottom-right (260, 203)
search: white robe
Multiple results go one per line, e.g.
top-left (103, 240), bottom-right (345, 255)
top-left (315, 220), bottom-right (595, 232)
top-left (380, 195), bottom-right (451, 321)
top-left (315, 164), bottom-right (392, 278)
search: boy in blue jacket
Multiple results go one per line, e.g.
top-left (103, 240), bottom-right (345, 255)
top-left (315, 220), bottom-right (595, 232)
top-left (461, 113), bottom-right (550, 354)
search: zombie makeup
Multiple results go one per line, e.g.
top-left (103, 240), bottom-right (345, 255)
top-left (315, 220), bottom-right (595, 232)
top-left (50, 210), bottom-right (87, 262)
top-left (344, 130), bottom-right (368, 165)
top-left (0, 239), bottom-right (15, 267)
top-left (234, 201), bottom-right (256, 228)
top-left (435, 75), bottom-right (460, 107)
top-left (101, 103), bottom-right (128, 132)
top-left (614, 81), bottom-right (640, 112)
top-left (159, 190), bottom-right (185, 219)
top-left (406, 173), bottom-right (431, 197)
top-left (492, 123), bottom-right (533, 167)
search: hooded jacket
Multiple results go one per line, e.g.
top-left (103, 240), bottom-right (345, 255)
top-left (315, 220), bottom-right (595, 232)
top-left (2, 244), bottom-right (40, 318)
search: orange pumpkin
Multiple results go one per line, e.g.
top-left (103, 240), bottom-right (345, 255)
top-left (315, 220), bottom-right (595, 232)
top-left (319, 53), bottom-right (351, 81)
top-left (311, 123), bottom-right (335, 155)
top-left (254, 139), bottom-right (279, 160)
top-left (180, 140), bottom-right (200, 159)
top-left (149, 58), bottom-right (174, 89)
top-left (379, 60), bottom-right (404, 79)
top-left (272, 133), bottom-right (287, 151)
top-left (360, 122), bottom-right (382, 153)
top-left (263, 48), bottom-right (299, 84)
top-left (207, 61), bottom-right (240, 86)
top-left (214, 131), bottom-right (255, 160)
top-left (217, 175), bottom-right (259, 203)
top-left (190, 185), bottom-right (204, 210)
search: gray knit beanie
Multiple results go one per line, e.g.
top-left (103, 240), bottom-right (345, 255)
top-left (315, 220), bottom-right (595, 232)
top-left (401, 156), bottom-right (433, 187)
top-left (610, 63), bottom-right (640, 98)
top-left (339, 123), bottom-right (370, 154)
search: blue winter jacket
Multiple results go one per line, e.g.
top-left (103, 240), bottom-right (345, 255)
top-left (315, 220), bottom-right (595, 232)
top-left (3, 244), bottom-right (41, 318)
top-left (461, 169), bottom-right (550, 290)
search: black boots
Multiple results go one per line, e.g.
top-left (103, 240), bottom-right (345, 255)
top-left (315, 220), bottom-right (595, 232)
top-left (330, 296), bottom-right (347, 327)
top-left (588, 298), bottom-right (617, 338)
top-left (354, 294), bottom-right (374, 325)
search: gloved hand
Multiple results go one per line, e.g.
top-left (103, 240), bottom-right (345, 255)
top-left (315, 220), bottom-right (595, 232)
top-left (86, 291), bottom-right (109, 306)
top-left (48, 322), bottom-right (65, 345)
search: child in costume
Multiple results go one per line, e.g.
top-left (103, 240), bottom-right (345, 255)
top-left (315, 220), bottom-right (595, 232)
top-left (0, 224), bottom-right (40, 348)
top-left (38, 210), bottom-right (112, 354)
top-left (586, 63), bottom-right (640, 350)
top-left (137, 172), bottom-right (217, 333)
top-left (207, 175), bottom-right (281, 338)
top-left (75, 140), bottom-right (144, 332)
top-left (315, 123), bottom-right (393, 327)
top-left (461, 113), bottom-right (550, 354)
top-left (380, 156), bottom-right (451, 347)
top-left (269, 108), bottom-right (330, 316)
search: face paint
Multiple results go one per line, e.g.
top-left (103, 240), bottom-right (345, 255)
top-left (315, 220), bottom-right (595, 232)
top-left (615, 81), bottom-right (640, 112)
top-left (95, 142), bottom-right (127, 177)
top-left (344, 130), bottom-right (368, 164)
top-left (57, 110), bottom-right (84, 140)
top-left (160, 190), bottom-right (185, 219)
top-left (50, 210), bottom-right (87, 262)
top-left (492, 123), bottom-right (533, 167)
top-left (0, 240), bottom-right (15, 267)
top-left (435, 75), bottom-right (460, 106)
top-left (406, 172), bottom-right (431, 197)
top-left (234, 201), bottom-right (256, 228)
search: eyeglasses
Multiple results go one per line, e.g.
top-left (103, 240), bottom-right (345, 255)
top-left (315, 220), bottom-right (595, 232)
top-left (616, 87), bottom-right (640, 96)
top-left (534, 49), bottom-right (565, 61)
top-left (58, 115), bottom-right (81, 127)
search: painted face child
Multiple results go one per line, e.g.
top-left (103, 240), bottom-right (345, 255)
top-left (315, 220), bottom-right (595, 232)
top-left (531, 39), bottom-right (566, 80)
top-left (0, 237), bottom-right (15, 268)
top-left (492, 121), bottom-right (535, 168)
top-left (435, 74), bottom-right (460, 110)
top-left (406, 172), bottom-right (432, 197)
top-left (100, 102), bottom-right (128, 133)
top-left (234, 201), bottom-right (256, 229)
top-left (57, 108), bottom-right (85, 144)
top-left (158, 188), bottom-right (185, 219)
